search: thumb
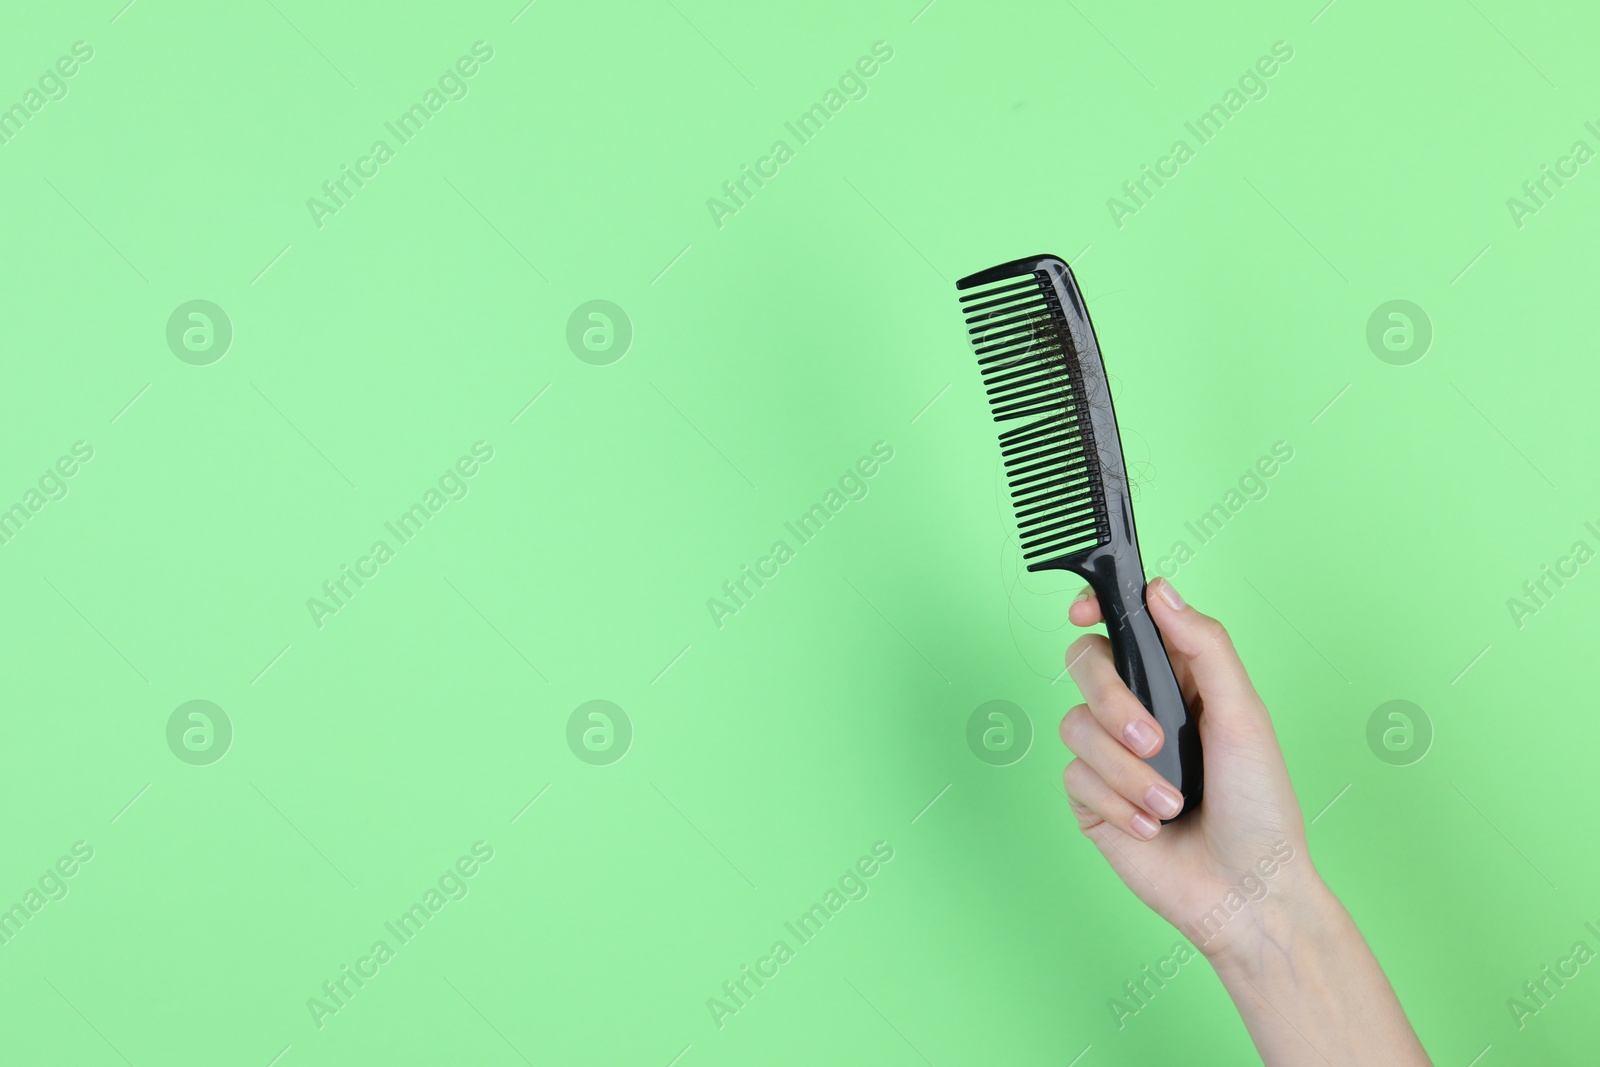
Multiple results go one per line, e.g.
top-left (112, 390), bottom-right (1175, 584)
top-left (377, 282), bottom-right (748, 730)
top-left (1146, 578), bottom-right (1261, 723)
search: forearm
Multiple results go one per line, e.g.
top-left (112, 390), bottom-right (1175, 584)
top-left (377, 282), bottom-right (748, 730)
top-left (1206, 879), bottom-right (1432, 1066)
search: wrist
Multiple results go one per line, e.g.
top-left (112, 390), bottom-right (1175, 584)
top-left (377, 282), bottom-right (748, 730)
top-left (1197, 872), bottom-right (1434, 1065)
top-left (1201, 864), bottom-right (1342, 981)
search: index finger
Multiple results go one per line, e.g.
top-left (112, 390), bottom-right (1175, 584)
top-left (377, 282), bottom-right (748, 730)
top-left (1063, 634), bottom-right (1165, 758)
top-left (1067, 582), bottom-right (1198, 708)
top-left (1068, 585), bottom-right (1102, 627)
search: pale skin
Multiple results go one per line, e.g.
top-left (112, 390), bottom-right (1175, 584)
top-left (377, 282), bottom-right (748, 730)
top-left (1061, 576), bottom-right (1432, 1066)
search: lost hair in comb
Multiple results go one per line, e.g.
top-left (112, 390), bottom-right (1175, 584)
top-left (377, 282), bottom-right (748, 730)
top-left (956, 255), bottom-right (1202, 817)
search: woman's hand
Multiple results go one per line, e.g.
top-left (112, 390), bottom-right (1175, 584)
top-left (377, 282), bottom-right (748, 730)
top-left (1062, 576), bottom-right (1433, 1065)
top-left (1061, 576), bottom-right (1316, 962)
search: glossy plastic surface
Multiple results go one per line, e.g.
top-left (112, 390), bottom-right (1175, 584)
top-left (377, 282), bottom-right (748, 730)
top-left (957, 255), bottom-right (1203, 818)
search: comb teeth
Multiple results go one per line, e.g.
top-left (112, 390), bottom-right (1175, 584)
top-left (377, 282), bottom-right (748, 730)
top-left (959, 269), bottom-right (1109, 563)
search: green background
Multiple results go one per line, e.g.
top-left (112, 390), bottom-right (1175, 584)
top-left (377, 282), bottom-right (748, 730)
top-left (2, 0), bottom-right (1596, 1063)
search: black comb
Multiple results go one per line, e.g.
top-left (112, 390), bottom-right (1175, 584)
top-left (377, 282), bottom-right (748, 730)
top-left (956, 254), bottom-right (1202, 817)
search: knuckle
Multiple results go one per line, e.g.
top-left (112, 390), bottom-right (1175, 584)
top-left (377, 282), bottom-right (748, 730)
top-left (1062, 765), bottom-right (1104, 833)
top-left (1065, 633), bottom-right (1106, 676)
top-left (1059, 704), bottom-right (1090, 747)
top-left (1197, 613), bottom-right (1233, 650)
top-left (1062, 755), bottom-right (1090, 790)
top-left (1064, 634), bottom-right (1095, 665)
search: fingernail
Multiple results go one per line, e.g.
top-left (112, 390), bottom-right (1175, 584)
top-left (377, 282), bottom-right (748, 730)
top-left (1124, 719), bottom-right (1158, 755)
top-left (1145, 785), bottom-right (1183, 819)
top-left (1073, 588), bottom-right (1093, 604)
top-left (1155, 578), bottom-right (1185, 611)
top-left (1130, 812), bottom-right (1159, 840)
